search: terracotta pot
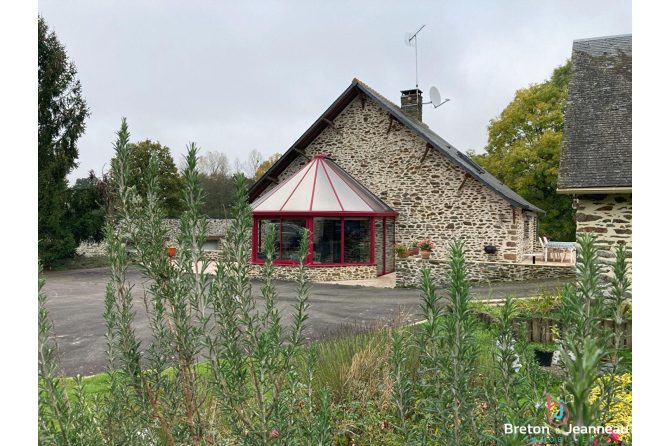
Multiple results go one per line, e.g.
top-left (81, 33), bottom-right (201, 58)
top-left (411, 247), bottom-right (420, 255)
top-left (420, 250), bottom-right (431, 259)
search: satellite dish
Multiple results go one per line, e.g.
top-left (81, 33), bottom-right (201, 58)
top-left (428, 86), bottom-right (451, 108)
top-left (429, 86), bottom-right (441, 106)
top-left (404, 32), bottom-right (415, 47)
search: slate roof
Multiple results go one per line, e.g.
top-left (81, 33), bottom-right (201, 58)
top-left (249, 79), bottom-right (543, 213)
top-left (557, 34), bottom-right (632, 190)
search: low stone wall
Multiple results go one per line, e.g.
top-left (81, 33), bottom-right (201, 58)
top-left (248, 264), bottom-right (377, 282)
top-left (396, 257), bottom-right (576, 287)
top-left (75, 219), bottom-right (232, 257)
top-left (162, 218), bottom-right (231, 242)
top-left (75, 241), bottom-right (108, 257)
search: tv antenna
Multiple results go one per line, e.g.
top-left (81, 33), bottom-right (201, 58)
top-left (404, 25), bottom-right (450, 109)
top-left (404, 25), bottom-right (425, 90)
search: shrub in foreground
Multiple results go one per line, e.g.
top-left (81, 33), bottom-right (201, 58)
top-left (38, 119), bottom-right (632, 445)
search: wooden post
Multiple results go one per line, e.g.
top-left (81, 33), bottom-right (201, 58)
top-left (532, 318), bottom-right (540, 343)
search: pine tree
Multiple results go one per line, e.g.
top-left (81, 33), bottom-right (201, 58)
top-left (38, 15), bottom-right (90, 262)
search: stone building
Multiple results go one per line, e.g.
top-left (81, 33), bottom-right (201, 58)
top-left (248, 79), bottom-right (544, 280)
top-left (557, 35), bottom-right (632, 281)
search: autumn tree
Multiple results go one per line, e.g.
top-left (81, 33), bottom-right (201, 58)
top-left (255, 152), bottom-right (282, 181)
top-left (38, 16), bottom-right (90, 262)
top-left (470, 61), bottom-right (575, 241)
top-left (112, 140), bottom-right (185, 217)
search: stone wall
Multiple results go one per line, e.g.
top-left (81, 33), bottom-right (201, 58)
top-left (248, 264), bottom-right (377, 282)
top-left (161, 218), bottom-right (231, 243)
top-left (256, 95), bottom-right (538, 264)
top-left (75, 219), bottom-right (232, 257)
top-left (576, 193), bottom-right (632, 281)
top-left (75, 241), bottom-right (108, 257)
top-left (396, 257), bottom-right (576, 288)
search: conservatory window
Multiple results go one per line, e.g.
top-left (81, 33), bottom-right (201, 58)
top-left (344, 218), bottom-right (371, 263)
top-left (312, 217), bottom-right (342, 264)
top-left (256, 219), bottom-right (307, 262)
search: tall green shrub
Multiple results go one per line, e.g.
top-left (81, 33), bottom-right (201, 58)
top-left (38, 118), bottom-right (332, 445)
top-left (414, 240), bottom-right (484, 444)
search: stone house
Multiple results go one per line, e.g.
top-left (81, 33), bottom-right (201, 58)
top-left (557, 35), bottom-right (632, 281)
top-left (248, 79), bottom-right (544, 280)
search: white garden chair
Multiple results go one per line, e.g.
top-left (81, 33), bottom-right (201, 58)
top-left (538, 237), bottom-right (548, 262)
top-left (543, 236), bottom-right (560, 261)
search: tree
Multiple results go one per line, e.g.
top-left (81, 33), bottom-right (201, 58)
top-left (234, 149), bottom-right (264, 179)
top-left (255, 152), bottom-right (282, 181)
top-left (38, 15), bottom-right (90, 262)
top-left (471, 62), bottom-right (575, 241)
top-left (112, 140), bottom-right (185, 217)
top-left (199, 173), bottom-right (237, 218)
top-left (198, 150), bottom-right (230, 177)
top-left (64, 171), bottom-right (106, 246)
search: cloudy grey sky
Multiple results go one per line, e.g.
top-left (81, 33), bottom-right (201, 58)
top-left (38, 0), bottom-right (631, 183)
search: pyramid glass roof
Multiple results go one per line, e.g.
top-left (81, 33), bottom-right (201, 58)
top-left (251, 155), bottom-right (396, 215)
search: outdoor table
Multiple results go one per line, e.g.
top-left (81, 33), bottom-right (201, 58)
top-left (545, 241), bottom-right (576, 263)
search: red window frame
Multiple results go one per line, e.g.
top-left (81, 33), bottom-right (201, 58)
top-left (252, 216), bottom-right (377, 267)
top-left (253, 217), bottom-right (308, 265)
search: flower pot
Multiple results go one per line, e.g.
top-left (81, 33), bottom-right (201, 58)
top-left (411, 247), bottom-right (420, 255)
top-left (533, 349), bottom-right (553, 367)
top-left (420, 250), bottom-right (431, 259)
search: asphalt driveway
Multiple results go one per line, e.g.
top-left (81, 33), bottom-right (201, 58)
top-left (41, 266), bottom-right (572, 376)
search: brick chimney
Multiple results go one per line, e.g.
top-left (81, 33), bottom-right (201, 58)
top-left (400, 88), bottom-right (423, 122)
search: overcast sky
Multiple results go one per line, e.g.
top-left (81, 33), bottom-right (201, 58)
top-left (38, 0), bottom-right (631, 183)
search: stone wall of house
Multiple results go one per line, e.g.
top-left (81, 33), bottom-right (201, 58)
top-left (256, 95), bottom-right (538, 264)
top-left (396, 257), bottom-right (576, 287)
top-left (576, 193), bottom-right (632, 281)
top-left (75, 219), bottom-right (232, 257)
top-left (248, 264), bottom-right (377, 282)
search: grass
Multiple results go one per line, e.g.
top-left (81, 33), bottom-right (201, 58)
top-left (63, 373), bottom-right (110, 399)
top-left (302, 318), bottom-right (421, 406)
top-left (44, 255), bottom-right (109, 271)
top-left (60, 361), bottom-right (213, 401)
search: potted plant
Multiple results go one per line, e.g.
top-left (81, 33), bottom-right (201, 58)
top-left (533, 344), bottom-right (554, 367)
top-left (394, 244), bottom-right (409, 258)
top-left (519, 288), bottom-right (560, 367)
top-left (417, 239), bottom-right (436, 259)
top-left (409, 242), bottom-right (420, 256)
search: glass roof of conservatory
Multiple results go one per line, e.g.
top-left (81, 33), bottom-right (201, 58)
top-left (251, 155), bottom-right (396, 215)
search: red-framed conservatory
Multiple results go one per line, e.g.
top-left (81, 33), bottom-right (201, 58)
top-left (251, 154), bottom-right (398, 276)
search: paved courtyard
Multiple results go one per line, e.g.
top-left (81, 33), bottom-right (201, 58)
top-left (41, 266), bottom-right (573, 376)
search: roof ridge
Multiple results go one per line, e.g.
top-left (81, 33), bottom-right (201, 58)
top-left (352, 78), bottom-right (398, 109)
top-left (573, 33), bottom-right (631, 43)
top-left (352, 78), bottom-right (431, 128)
